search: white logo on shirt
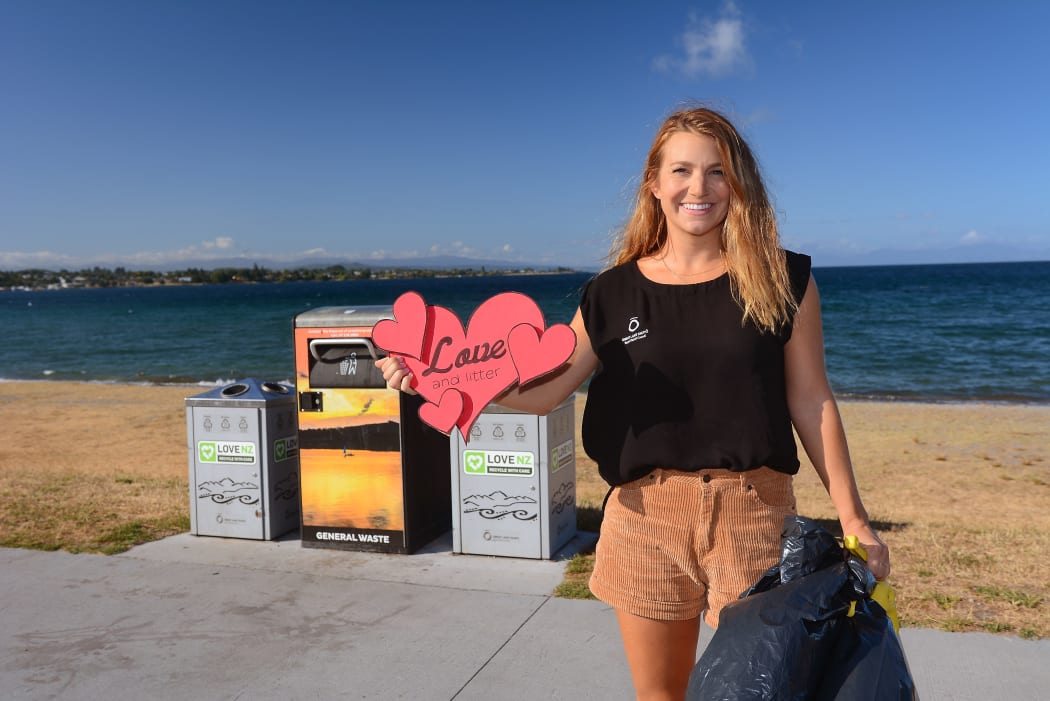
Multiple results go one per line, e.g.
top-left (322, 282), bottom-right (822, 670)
top-left (622, 315), bottom-right (649, 345)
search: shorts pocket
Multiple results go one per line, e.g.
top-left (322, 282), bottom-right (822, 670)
top-left (617, 469), bottom-right (662, 492)
top-left (744, 470), bottom-right (797, 514)
top-left (612, 469), bottom-right (664, 516)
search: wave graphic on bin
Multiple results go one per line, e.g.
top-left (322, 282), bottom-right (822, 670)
top-left (272, 472), bottom-right (299, 502)
top-left (197, 477), bottom-right (260, 505)
top-left (550, 482), bottom-right (575, 516)
top-left (462, 491), bottom-right (538, 521)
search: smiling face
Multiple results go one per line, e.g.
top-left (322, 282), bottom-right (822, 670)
top-left (649, 131), bottom-right (731, 243)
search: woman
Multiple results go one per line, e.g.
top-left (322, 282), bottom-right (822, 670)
top-left (379, 106), bottom-right (889, 701)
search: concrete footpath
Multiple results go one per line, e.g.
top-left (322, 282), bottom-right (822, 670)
top-left (2, 533), bottom-right (1048, 700)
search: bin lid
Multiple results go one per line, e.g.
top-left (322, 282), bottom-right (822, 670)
top-left (185, 378), bottom-right (296, 407)
top-left (294, 305), bottom-right (394, 328)
top-left (470, 394), bottom-right (575, 415)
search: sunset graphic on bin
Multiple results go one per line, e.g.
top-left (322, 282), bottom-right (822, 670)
top-left (295, 325), bottom-right (406, 536)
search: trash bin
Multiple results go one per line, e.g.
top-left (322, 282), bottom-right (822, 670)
top-left (293, 305), bottom-right (451, 553)
top-left (449, 396), bottom-right (577, 559)
top-left (186, 378), bottom-right (301, 540)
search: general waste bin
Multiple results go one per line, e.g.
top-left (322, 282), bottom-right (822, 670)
top-left (293, 305), bottom-right (451, 554)
top-left (449, 397), bottom-right (577, 559)
top-left (186, 379), bottom-right (300, 540)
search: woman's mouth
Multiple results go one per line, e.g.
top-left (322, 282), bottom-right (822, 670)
top-left (682, 203), bottom-right (712, 213)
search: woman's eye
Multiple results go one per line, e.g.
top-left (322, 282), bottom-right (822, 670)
top-left (672, 167), bottom-right (689, 174)
top-left (710, 168), bottom-right (724, 176)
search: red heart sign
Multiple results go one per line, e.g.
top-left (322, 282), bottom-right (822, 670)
top-left (376, 291), bottom-right (576, 439)
top-left (403, 294), bottom-right (541, 435)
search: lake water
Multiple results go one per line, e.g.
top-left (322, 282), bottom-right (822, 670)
top-left (3, 261), bottom-right (1048, 403)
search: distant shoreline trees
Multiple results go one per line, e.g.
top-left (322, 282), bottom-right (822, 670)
top-left (1, 264), bottom-right (582, 290)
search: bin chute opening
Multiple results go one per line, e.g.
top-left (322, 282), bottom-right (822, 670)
top-left (308, 338), bottom-right (383, 362)
top-left (305, 338), bottom-right (388, 389)
top-left (262, 382), bottom-right (289, 394)
top-left (220, 383), bottom-right (249, 397)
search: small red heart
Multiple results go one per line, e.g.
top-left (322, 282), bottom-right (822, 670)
top-left (417, 388), bottom-right (464, 435)
top-left (507, 322), bottom-right (576, 385)
top-left (373, 291), bottom-right (428, 360)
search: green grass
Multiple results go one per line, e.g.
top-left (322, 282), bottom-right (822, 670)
top-left (941, 616), bottom-right (975, 632)
top-left (0, 473), bottom-right (191, 554)
top-left (80, 513), bottom-right (191, 555)
top-left (924, 592), bottom-right (962, 611)
top-left (554, 553), bottom-right (597, 600)
top-left (973, 585), bottom-right (1044, 609)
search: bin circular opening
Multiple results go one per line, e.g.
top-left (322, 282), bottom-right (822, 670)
top-left (262, 382), bottom-right (289, 394)
top-left (221, 383), bottom-right (249, 397)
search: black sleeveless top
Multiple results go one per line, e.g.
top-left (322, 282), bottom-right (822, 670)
top-left (579, 251), bottom-right (812, 486)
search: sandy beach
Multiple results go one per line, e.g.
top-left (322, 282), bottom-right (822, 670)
top-left (1, 380), bottom-right (1048, 636)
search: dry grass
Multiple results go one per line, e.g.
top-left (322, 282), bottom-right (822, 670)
top-left (792, 400), bottom-right (1050, 639)
top-left (0, 382), bottom-right (190, 553)
top-left (568, 396), bottom-right (1050, 639)
top-left (1, 382), bottom-right (1047, 638)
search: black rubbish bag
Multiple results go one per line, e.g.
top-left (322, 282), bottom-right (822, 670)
top-left (686, 515), bottom-right (918, 701)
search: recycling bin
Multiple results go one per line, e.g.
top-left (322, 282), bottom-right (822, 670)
top-left (186, 379), bottom-right (301, 540)
top-left (293, 305), bottom-right (451, 554)
top-left (450, 396), bottom-right (577, 559)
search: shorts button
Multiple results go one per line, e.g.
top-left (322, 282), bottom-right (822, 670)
top-left (702, 474), bottom-right (712, 483)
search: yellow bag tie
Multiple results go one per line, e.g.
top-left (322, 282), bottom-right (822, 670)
top-left (844, 534), bottom-right (900, 633)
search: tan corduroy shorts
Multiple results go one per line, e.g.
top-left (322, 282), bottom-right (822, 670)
top-left (589, 467), bottom-right (796, 628)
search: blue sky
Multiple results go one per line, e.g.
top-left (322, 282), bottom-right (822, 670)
top-left (2, 0), bottom-right (1048, 270)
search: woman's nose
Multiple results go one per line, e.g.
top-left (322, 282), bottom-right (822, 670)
top-left (688, 173), bottom-right (706, 196)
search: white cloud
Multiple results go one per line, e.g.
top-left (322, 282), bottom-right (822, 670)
top-left (782, 236), bottom-right (871, 256)
top-left (0, 250), bottom-right (81, 269)
top-left (201, 237), bottom-right (234, 250)
top-left (420, 241), bottom-right (482, 257)
top-left (739, 107), bottom-right (776, 128)
top-left (960, 230), bottom-right (984, 244)
top-left (653, 2), bottom-right (751, 79)
top-left (0, 239), bottom-right (537, 272)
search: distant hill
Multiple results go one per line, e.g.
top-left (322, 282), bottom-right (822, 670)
top-left (105, 246), bottom-right (1050, 272)
top-left (805, 243), bottom-right (1049, 268)
top-left (141, 254), bottom-right (584, 273)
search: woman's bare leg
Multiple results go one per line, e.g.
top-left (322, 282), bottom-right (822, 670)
top-left (615, 609), bottom-right (701, 701)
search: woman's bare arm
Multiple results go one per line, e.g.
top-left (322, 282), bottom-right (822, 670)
top-left (785, 275), bottom-right (890, 579)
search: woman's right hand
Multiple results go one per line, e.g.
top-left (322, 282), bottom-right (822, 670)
top-left (376, 356), bottom-right (417, 394)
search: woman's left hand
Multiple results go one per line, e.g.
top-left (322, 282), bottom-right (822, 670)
top-left (852, 526), bottom-right (890, 580)
top-left (376, 355), bottom-right (417, 394)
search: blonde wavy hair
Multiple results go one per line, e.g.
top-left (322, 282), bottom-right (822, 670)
top-left (609, 107), bottom-right (797, 333)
